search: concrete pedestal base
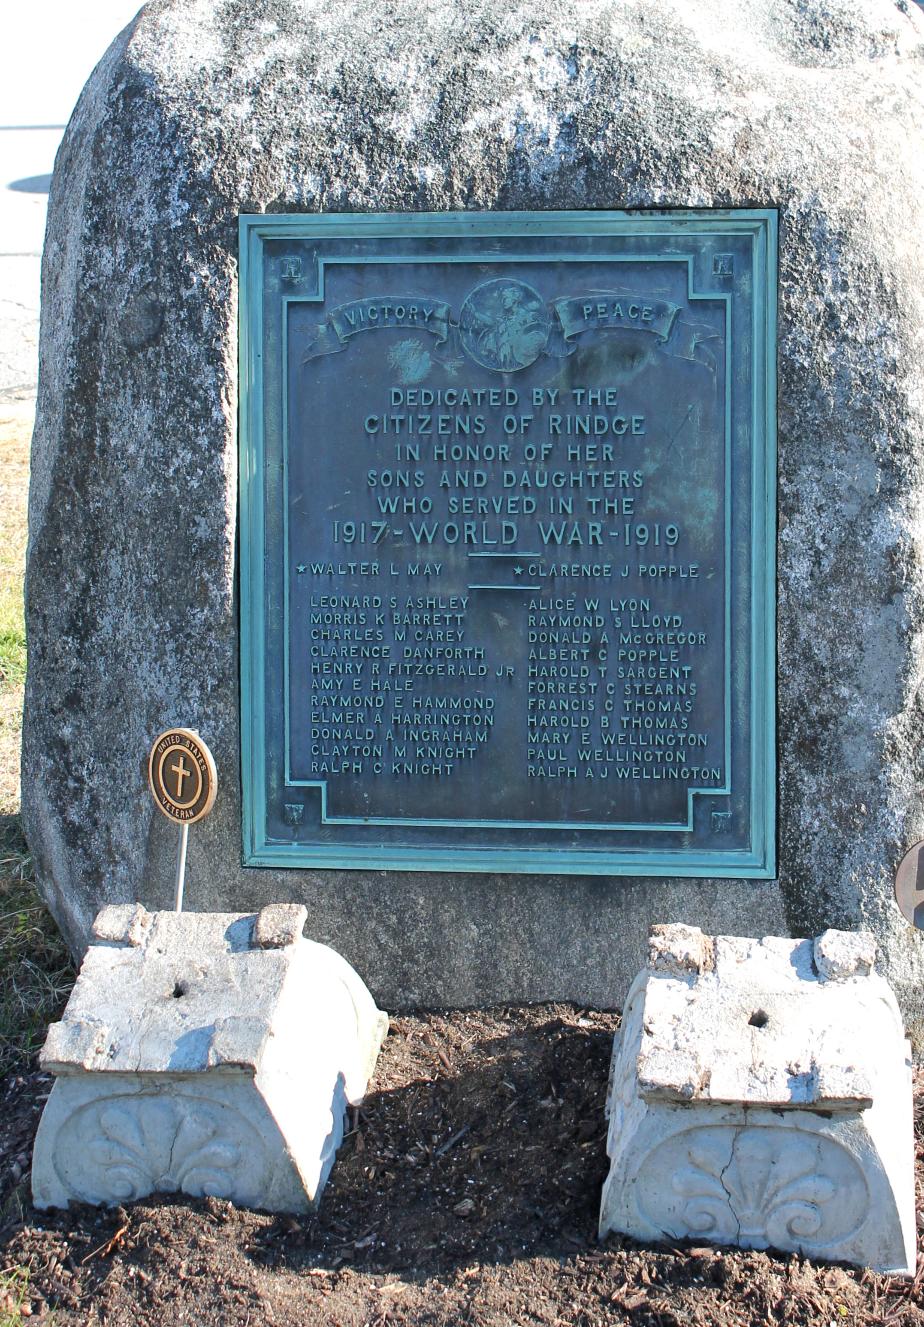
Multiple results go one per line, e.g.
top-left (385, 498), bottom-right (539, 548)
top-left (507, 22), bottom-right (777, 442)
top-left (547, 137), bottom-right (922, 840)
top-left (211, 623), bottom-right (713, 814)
top-left (32, 903), bottom-right (388, 1212)
top-left (599, 926), bottom-right (915, 1276)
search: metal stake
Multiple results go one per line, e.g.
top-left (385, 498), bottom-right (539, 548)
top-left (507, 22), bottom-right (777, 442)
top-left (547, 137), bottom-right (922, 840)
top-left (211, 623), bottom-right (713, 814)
top-left (174, 822), bottom-right (189, 912)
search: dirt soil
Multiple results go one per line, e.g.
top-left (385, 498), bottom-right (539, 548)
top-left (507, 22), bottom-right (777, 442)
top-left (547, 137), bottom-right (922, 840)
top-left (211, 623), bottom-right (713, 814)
top-left (1, 1004), bottom-right (923, 1326)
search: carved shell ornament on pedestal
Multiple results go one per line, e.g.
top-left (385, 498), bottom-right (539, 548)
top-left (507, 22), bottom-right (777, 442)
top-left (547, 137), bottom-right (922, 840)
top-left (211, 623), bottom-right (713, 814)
top-left (635, 1125), bottom-right (869, 1252)
top-left (51, 1094), bottom-right (268, 1206)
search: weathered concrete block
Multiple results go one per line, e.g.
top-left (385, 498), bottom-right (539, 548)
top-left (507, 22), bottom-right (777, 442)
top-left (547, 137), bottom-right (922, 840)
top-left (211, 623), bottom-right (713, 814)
top-left (32, 905), bottom-right (388, 1212)
top-left (599, 925), bottom-right (915, 1275)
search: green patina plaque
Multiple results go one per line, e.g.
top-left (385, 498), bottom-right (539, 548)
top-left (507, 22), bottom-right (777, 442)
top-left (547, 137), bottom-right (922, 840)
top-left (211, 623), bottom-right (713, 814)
top-left (239, 210), bottom-right (777, 877)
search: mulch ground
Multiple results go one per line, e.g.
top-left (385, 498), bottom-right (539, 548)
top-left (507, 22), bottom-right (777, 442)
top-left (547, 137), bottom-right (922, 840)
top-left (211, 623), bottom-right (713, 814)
top-left (0, 1004), bottom-right (922, 1325)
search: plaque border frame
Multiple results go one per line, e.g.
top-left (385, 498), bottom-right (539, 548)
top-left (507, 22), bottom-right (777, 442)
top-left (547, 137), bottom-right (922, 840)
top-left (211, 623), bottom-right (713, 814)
top-left (279, 254), bottom-right (732, 834)
top-left (239, 209), bottom-right (777, 879)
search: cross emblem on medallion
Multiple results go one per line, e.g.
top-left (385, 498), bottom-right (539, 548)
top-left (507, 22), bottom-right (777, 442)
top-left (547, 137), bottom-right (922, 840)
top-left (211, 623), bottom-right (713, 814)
top-left (170, 755), bottom-right (191, 799)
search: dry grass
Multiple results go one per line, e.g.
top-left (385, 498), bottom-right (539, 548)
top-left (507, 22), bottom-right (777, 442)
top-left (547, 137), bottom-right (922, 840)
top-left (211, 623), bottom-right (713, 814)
top-left (0, 1266), bottom-right (31, 1327)
top-left (0, 403), bottom-right (68, 1310)
top-left (0, 406), bottom-right (31, 818)
top-left (0, 405), bottom-right (73, 1075)
top-left (0, 819), bottom-right (72, 1077)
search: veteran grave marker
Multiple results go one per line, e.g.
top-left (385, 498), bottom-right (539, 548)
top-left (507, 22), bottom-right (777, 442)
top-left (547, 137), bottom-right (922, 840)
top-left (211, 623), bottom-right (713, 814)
top-left (895, 841), bottom-right (924, 932)
top-left (147, 728), bottom-right (217, 910)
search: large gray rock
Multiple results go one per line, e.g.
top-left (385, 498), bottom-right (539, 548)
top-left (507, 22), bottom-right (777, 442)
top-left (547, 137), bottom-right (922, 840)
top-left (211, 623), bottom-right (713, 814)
top-left (23, 0), bottom-right (924, 1023)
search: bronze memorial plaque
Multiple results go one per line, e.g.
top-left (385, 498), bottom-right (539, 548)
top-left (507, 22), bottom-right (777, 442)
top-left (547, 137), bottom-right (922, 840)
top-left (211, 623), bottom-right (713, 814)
top-left (239, 211), bottom-right (777, 877)
top-left (148, 728), bottom-right (218, 826)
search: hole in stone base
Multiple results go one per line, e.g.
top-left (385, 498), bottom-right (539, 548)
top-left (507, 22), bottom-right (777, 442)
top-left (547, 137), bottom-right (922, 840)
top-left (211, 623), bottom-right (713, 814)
top-left (748, 1009), bottom-right (769, 1028)
top-left (172, 981), bottom-right (188, 999)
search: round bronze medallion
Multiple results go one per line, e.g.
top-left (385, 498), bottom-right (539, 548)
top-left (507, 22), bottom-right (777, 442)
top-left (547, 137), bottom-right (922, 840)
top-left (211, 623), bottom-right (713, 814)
top-left (894, 838), bottom-right (924, 930)
top-left (148, 728), bottom-right (217, 825)
top-left (458, 279), bottom-right (551, 372)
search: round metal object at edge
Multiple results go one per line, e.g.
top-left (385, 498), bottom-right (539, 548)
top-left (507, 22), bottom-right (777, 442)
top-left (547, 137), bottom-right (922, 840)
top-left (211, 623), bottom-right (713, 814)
top-left (147, 728), bottom-right (217, 826)
top-left (894, 838), bottom-right (924, 929)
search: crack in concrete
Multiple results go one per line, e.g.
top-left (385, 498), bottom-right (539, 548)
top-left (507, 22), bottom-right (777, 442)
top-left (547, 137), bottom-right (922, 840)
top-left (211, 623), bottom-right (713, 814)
top-left (164, 1098), bottom-right (183, 1189)
top-left (719, 1122), bottom-right (743, 1245)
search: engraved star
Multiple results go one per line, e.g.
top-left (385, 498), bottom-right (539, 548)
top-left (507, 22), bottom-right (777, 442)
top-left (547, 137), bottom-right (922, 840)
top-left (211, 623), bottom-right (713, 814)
top-left (296, 564), bottom-right (307, 574)
top-left (513, 565), bottom-right (524, 576)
